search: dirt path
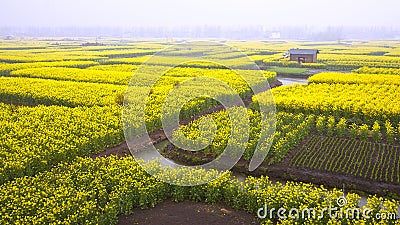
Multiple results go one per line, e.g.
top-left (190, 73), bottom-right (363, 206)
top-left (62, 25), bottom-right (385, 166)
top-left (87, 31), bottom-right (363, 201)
top-left (117, 201), bottom-right (260, 225)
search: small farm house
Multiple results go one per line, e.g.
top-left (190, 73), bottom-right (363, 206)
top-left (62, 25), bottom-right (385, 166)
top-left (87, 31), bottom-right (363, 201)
top-left (284, 49), bottom-right (319, 63)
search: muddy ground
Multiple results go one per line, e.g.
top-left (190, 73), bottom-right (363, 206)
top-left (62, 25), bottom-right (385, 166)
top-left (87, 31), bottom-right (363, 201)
top-left (117, 200), bottom-right (260, 225)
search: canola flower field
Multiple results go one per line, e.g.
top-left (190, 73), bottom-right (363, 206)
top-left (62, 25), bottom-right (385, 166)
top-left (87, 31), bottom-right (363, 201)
top-left (0, 39), bottom-right (399, 224)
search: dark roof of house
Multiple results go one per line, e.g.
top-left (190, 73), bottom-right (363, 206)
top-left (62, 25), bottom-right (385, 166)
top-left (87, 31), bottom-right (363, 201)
top-left (288, 49), bottom-right (319, 55)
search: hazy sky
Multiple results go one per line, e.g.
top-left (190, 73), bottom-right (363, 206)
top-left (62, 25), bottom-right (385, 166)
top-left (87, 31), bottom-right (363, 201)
top-left (1, 0), bottom-right (399, 27)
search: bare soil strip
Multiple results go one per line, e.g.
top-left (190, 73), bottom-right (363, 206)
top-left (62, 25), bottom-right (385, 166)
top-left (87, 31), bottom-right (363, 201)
top-left (117, 200), bottom-right (260, 225)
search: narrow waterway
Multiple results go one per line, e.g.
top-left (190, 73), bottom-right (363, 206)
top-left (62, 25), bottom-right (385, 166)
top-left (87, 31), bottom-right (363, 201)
top-left (277, 76), bottom-right (308, 86)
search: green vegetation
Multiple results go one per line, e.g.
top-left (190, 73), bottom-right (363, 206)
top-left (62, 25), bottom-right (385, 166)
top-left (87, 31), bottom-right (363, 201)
top-left (267, 66), bottom-right (309, 76)
top-left (291, 135), bottom-right (400, 184)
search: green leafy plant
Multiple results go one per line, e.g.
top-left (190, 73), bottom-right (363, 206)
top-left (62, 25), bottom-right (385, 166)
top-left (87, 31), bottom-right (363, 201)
top-left (336, 117), bottom-right (347, 137)
top-left (372, 121), bottom-right (381, 142)
top-left (385, 120), bottom-right (395, 144)
top-left (359, 124), bottom-right (369, 140)
top-left (316, 115), bottom-right (326, 135)
top-left (327, 116), bottom-right (336, 136)
top-left (350, 123), bottom-right (358, 139)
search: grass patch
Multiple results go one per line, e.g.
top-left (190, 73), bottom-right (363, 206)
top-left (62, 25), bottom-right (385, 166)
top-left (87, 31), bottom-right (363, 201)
top-left (267, 66), bottom-right (309, 75)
